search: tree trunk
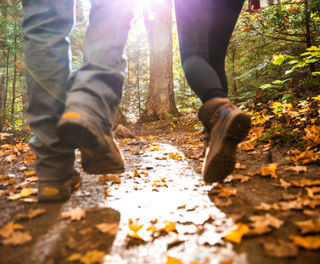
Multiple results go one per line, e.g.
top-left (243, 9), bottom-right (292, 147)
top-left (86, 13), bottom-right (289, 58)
top-left (11, 23), bottom-right (17, 123)
top-left (143, 0), bottom-right (179, 121)
top-left (136, 44), bottom-right (141, 118)
top-left (304, 0), bottom-right (315, 73)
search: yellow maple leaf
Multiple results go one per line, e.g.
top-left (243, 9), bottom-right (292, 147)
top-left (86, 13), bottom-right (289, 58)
top-left (224, 223), bottom-right (250, 244)
top-left (166, 256), bottom-right (183, 264)
top-left (128, 219), bottom-right (143, 232)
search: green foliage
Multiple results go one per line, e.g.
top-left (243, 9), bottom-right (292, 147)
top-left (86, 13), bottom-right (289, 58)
top-left (226, 0), bottom-right (320, 103)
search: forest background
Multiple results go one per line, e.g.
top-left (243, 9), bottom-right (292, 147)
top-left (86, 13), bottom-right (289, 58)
top-left (0, 0), bottom-right (319, 132)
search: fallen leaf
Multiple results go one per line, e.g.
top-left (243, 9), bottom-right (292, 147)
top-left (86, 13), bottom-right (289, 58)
top-left (225, 174), bottom-right (251, 183)
top-left (260, 163), bottom-right (278, 178)
top-left (306, 187), bottom-right (320, 199)
top-left (262, 239), bottom-right (298, 258)
top-left (61, 208), bottom-right (86, 221)
top-left (67, 250), bottom-right (105, 264)
top-left (166, 256), bottom-right (183, 264)
top-left (291, 150), bottom-right (320, 165)
top-left (278, 178), bottom-right (291, 189)
top-left (249, 213), bottom-right (283, 229)
top-left (248, 225), bottom-right (272, 235)
top-left (128, 219), bottom-right (143, 232)
top-left (7, 188), bottom-right (37, 200)
top-left (22, 197), bottom-right (38, 203)
top-left (0, 175), bottom-right (9, 181)
top-left (1, 231), bottom-right (32, 245)
top-left (224, 223), bottom-right (250, 244)
top-left (5, 154), bottom-right (17, 162)
top-left (255, 202), bottom-right (280, 211)
top-left (294, 217), bottom-right (320, 234)
top-left (282, 165), bottom-right (307, 173)
top-left (290, 235), bottom-right (320, 250)
top-left (16, 208), bottom-right (47, 221)
top-left (209, 186), bottom-right (237, 198)
top-left (95, 223), bottom-right (118, 235)
top-left (290, 179), bottom-right (320, 187)
top-left (214, 197), bottom-right (232, 207)
top-left (303, 209), bottom-right (320, 217)
top-left (235, 163), bottom-right (246, 170)
top-left (24, 170), bottom-right (36, 176)
top-left (0, 222), bottom-right (24, 238)
top-left (161, 221), bottom-right (177, 232)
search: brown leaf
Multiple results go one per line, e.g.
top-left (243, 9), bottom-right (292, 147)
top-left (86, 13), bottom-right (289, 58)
top-left (214, 197), bottom-right (232, 207)
top-left (282, 165), bottom-right (307, 173)
top-left (262, 239), bottom-right (298, 258)
top-left (1, 231), bottom-right (32, 245)
top-left (16, 208), bottom-right (47, 221)
top-left (7, 188), bottom-right (37, 200)
top-left (290, 235), bottom-right (320, 250)
top-left (95, 223), bottom-right (118, 235)
top-left (0, 222), bottom-right (24, 238)
top-left (294, 217), bottom-right (320, 234)
top-left (235, 163), bottom-right (246, 170)
top-left (209, 185), bottom-right (237, 198)
top-left (61, 208), bottom-right (86, 221)
top-left (278, 178), bottom-right (291, 189)
top-left (67, 250), bottom-right (105, 264)
top-left (249, 213), bottom-right (283, 229)
top-left (255, 202), bottom-right (280, 211)
top-left (225, 174), bottom-right (251, 183)
top-left (290, 179), bottom-right (320, 187)
top-left (306, 187), bottom-right (320, 199)
top-left (248, 225), bottom-right (272, 235)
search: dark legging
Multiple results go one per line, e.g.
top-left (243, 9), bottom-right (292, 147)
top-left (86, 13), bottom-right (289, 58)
top-left (174, 0), bottom-right (245, 103)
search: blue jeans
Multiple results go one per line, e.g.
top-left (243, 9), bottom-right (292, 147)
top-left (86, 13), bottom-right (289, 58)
top-left (23, 0), bottom-right (134, 181)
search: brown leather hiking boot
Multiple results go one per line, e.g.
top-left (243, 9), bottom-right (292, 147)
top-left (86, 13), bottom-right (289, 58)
top-left (57, 107), bottom-right (124, 174)
top-left (198, 98), bottom-right (251, 183)
top-left (38, 169), bottom-right (80, 202)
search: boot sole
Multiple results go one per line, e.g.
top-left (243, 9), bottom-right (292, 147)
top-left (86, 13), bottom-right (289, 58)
top-left (57, 113), bottom-right (125, 174)
top-left (203, 110), bottom-right (251, 183)
top-left (38, 173), bottom-right (81, 203)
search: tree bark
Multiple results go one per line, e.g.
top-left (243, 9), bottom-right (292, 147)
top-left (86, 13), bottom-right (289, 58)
top-left (143, 0), bottom-right (179, 121)
top-left (304, 0), bottom-right (315, 73)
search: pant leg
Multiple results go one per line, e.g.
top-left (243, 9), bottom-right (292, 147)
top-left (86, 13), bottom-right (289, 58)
top-left (174, 0), bottom-right (244, 103)
top-left (66, 0), bottom-right (135, 126)
top-left (22, 0), bottom-right (75, 181)
top-left (208, 0), bottom-right (244, 92)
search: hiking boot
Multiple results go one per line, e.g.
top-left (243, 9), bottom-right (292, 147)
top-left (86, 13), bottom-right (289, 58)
top-left (198, 98), bottom-right (251, 183)
top-left (38, 169), bottom-right (80, 202)
top-left (57, 106), bottom-right (125, 174)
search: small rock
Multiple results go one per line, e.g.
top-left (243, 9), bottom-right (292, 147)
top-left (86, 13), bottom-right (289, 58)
top-left (114, 125), bottom-right (135, 139)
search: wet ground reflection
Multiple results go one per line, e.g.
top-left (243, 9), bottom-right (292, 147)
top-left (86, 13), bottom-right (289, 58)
top-left (101, 141), bottom-right (248, 264)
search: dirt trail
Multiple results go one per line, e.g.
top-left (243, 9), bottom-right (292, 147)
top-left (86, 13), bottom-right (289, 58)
top-left (1, 124), bottom-right (320, 264)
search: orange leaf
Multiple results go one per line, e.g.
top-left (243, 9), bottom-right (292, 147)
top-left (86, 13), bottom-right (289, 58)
top-left (224, 223), bottom-right (250, 244)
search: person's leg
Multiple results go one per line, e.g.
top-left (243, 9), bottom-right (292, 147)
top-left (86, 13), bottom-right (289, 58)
top-left (174, 0), bottom-right (251, 183)
top-left (208, 0), bottom-right (245, 92)
top-left (174, 0), bottom-right (226, 103)
top-left (57, 0), bottom-right (135, 174)
top-left (22, 0), bottom-right (79, 201)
